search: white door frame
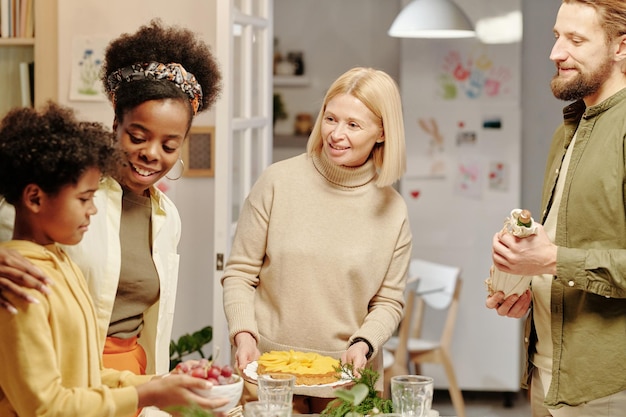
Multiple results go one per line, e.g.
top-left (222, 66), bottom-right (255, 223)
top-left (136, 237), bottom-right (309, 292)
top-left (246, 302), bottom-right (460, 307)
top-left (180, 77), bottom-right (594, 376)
top-left (212, 0), bottom-right (273, 365)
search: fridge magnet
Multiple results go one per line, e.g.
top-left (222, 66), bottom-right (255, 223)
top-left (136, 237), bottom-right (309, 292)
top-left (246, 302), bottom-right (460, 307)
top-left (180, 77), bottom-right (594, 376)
top-left (483, 116), bottom-right (502, 129)
top-left (69, 35), bottom-right (108, 102)
top-left (488, 161), bottom-right (509, 191)
top-left (455, 161), bottom-right (482, 199)
top-left (456, 131), bottom-right (476, 146)
top-left (182, 126), bottom-right (215, 177)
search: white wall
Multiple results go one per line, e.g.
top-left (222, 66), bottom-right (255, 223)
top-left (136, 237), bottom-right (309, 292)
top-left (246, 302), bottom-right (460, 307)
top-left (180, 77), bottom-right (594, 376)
top-left (273, 0), bottom-right (401, 136)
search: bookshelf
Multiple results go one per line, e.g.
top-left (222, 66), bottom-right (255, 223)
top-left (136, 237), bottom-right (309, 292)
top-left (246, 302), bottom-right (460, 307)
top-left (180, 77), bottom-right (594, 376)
top-left (0, 37), bottom-right (34, 45)
top-left (0, 0), bottom-right (58, 117)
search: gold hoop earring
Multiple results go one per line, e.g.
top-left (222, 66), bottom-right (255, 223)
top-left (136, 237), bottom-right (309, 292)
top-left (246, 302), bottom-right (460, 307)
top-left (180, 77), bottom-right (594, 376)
top-left (166, 159), bottom-right (185, 181)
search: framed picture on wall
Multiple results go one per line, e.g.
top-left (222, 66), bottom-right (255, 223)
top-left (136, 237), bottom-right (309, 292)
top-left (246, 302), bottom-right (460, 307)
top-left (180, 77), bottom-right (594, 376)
top-left (182, 126), bottom-right (215, 177)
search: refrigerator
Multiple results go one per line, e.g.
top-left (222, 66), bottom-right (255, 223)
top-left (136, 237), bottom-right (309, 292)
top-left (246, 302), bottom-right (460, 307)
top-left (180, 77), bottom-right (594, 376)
top-left (398, 7), bottom-right (524, 392)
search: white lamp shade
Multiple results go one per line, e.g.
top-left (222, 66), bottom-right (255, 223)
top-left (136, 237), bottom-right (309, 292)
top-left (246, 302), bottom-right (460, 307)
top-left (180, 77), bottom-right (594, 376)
top-left (388, 0), bottom-right (476, 39)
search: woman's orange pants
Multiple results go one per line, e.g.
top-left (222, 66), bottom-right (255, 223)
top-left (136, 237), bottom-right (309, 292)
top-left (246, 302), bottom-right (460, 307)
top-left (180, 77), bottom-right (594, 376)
top-left (103, 336), bottom-right (148, 375)
top-left (103, 336), bottom-right (147, 416)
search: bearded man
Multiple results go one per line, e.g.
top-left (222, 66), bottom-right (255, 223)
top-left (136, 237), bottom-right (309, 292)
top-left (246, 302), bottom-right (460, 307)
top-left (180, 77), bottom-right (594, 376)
top-left (486, 1), bottom-right (626, 416)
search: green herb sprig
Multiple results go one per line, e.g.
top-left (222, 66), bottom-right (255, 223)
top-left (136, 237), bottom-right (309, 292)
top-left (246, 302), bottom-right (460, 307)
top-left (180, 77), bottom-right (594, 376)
top-left (164, 403), bottom-right (215, 417)
top-left (321, 363), bottom-right (393, 417)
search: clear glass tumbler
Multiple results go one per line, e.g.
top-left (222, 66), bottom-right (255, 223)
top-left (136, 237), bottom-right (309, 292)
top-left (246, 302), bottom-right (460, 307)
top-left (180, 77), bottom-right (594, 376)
top-left (257, 373), bottom-right (296, 416)
top-left (390, 375), bottom-right (434, 417)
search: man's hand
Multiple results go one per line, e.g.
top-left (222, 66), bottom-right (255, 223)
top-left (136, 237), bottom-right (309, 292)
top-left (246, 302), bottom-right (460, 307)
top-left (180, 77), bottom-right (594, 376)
top-left (0, 248), bottom-right (52, 314)
top-left (486, 289), bottom-right (532, 318)
top-left (492, 224), bottom-right (557, 276)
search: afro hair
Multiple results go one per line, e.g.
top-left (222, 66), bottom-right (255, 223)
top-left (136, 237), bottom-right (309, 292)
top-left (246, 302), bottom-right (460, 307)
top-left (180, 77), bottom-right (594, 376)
top-left (101, 19), bottom-right (222, 119)
top-left (0, 102), bottom-right (123, 205)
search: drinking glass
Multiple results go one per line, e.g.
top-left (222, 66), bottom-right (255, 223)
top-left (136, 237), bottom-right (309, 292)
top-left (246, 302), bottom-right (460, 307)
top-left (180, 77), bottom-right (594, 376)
top-left (257, 373), bottom-right (295, 415)
top-left (390, 375), bottom-right (434, 417)
top-left (244, 400), bottom-right (292, 417)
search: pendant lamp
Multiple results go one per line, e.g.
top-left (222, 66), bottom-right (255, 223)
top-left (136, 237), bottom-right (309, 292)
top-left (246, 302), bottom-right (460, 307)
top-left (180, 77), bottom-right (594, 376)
top-left (388, 0), bottom-right (476, 39)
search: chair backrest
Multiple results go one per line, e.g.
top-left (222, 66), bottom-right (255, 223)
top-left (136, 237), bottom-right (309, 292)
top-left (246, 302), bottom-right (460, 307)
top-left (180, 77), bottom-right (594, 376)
top-left (385, 260), bottom-right (463, 402)
top-left (409, 258), bottom-right (461, 310)
top-left (398, 259), bottom-right (462, 349)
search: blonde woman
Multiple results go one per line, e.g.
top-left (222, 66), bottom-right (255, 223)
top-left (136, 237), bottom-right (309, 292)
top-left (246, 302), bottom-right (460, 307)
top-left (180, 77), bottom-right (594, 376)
top-left (222, 67), bottom-right (412, 413)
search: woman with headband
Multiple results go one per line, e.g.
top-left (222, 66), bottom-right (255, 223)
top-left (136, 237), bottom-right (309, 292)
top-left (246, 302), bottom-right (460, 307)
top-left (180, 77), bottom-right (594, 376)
top-left (0, 19), bottom-right (222, 378)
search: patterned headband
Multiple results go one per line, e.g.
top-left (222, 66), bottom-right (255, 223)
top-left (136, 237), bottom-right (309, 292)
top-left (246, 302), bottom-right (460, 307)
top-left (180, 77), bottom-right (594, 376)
top-left (107, 62), bottom-right (203, 114)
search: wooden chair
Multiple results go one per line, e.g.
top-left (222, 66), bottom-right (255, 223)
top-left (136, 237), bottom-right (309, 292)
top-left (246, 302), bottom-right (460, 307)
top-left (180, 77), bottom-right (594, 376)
top-left (383, 259), bottom-right (466, 417)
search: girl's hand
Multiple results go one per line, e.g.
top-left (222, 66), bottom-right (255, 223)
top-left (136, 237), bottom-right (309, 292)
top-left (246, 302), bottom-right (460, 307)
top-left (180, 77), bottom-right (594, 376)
top-left (137, 374), bottom-right (229, 411)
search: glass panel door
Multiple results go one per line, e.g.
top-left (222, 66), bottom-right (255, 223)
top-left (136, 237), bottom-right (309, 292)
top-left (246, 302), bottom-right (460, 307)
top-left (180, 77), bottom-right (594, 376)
top-left (212, 0), bottom-right (273, 364)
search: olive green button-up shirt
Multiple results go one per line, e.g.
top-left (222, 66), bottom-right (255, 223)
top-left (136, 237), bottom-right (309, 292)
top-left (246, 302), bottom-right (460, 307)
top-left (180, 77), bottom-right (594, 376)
top-left (522, 88), bottom-right (626, 408)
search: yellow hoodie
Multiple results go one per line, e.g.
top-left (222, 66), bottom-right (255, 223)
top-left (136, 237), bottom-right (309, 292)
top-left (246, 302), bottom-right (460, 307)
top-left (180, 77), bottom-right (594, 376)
top-left (0, 240), bottom-right (150, 417)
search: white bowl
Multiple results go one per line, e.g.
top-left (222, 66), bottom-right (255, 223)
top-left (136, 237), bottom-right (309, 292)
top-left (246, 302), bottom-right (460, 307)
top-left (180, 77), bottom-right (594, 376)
top-left (193, 374), bottom-right (244, 412)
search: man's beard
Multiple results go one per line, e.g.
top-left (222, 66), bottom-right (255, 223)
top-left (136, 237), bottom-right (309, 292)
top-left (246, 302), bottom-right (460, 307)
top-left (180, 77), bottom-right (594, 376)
top-left (550, 58), bottom-right (612, 102)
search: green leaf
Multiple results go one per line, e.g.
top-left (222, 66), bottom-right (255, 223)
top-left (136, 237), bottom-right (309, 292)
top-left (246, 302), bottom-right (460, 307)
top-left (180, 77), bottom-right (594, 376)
top-left (349, 384), bottom-right (369, 406)
top-left (164, 403), bottom-right (215, 417)
top-left (194, 326), bottom-right (213, 344)
top-left (170, 340), bottom-right (179, 357)
top-left (335, 389), bottom-right (357, 404)
top-left (178, 334), bottom-right (196, 353)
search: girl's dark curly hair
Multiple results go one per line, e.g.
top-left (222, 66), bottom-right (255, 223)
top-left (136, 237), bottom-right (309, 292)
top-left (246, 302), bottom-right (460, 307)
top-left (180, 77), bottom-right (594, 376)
top-left (101, 19), bottom-right (222, 128)
top-left (0, 102), bottom-right (123, 205)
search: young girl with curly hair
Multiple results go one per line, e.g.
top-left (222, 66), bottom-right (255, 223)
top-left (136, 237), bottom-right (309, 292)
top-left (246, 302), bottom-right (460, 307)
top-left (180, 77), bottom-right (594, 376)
top-left (0, 102), bottom-right (226, 416)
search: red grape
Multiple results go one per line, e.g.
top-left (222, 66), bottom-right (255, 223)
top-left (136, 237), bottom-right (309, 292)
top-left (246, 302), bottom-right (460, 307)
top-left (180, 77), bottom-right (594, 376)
top-left (173, 361), bottom-right (238, 385)
top-left (191, 367), bottom-right (208, 379)
top-left (221, 365), bottom-right (234, 378)
top-left (175, 363), bottom-right (189, 373)
top-left (207, 365), bottom-right (222, 379)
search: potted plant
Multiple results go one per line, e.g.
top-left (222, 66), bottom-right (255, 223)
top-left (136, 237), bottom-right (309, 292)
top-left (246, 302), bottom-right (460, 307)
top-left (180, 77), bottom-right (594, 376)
top-left (273, 93), bottom-right (288, 126)
top-left (169, 325), bottom-right (213, 370)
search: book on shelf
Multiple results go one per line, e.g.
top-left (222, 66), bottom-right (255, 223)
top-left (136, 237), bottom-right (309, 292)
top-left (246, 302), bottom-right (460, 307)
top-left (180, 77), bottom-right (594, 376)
top-left (0, 0), bottom-right (33, 38)
top-left (19, 61), bottom-right (33, 107)
top-left (0, 0), bottom-right (9, 38)
top-left (23, 0), bottom-right (32, 37)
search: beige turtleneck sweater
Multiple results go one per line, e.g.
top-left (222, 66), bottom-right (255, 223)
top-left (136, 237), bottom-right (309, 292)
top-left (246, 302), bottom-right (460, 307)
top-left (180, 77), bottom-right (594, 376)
top-left (222, 151), bottom-right (412, 390)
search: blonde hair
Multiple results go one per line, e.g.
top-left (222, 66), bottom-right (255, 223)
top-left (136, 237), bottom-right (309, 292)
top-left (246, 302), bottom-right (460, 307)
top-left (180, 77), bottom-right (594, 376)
top-left (306, 67), bottom-right (406, 187)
